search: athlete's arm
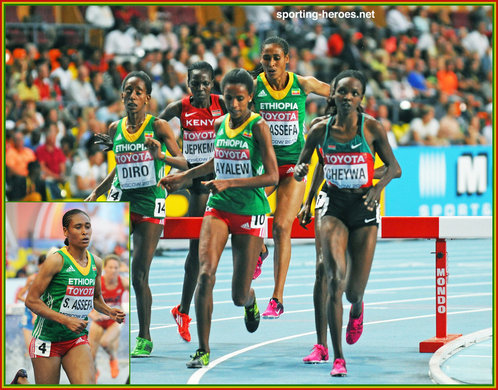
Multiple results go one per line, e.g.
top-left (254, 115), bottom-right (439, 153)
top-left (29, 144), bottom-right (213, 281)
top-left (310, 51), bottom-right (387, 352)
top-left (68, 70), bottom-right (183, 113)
top-left (362, 118), bottom-right (402, 210)
top-left (85, 167), bottom-right (116, 202)
top-left (297, 156), bottom-right (324, 228)
top-left (157, 100), bottom-right (182, 122)
top-left (25, 252), bottom-right (88, 333)
top-left (92, 256), bottom-right (125, 324)
top-left (297, 75), bottom-right (331, 97)
top-left (148, 118), bottom-right (188, 170)
top-left (16, 274), bottom-right (36, 302)
top-left (294, 120), bottom-right (327, 181)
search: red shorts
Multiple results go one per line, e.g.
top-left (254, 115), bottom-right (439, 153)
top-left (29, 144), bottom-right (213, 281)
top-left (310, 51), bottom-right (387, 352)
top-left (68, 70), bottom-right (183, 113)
top-left (94, 319), bottom-right (115, 330)
top-left (204, 207), bottom-right (267, 237)
top-left (131, 212), bottom-right (165, 226)
top-left (278, 164), bottom-right (307, 183)
top-left (29, 335), bottom-right (89, 358)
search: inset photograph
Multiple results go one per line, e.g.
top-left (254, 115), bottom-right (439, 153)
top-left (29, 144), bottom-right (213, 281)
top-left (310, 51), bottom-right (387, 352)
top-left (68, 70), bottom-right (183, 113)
top-left (5, 202), bottom-right (130, 385)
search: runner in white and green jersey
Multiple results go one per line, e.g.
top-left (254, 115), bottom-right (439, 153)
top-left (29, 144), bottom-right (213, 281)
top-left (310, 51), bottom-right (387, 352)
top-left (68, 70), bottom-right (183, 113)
top-left (25, 209), bottom-right (125, 384)
top-left (252, 36), bottom-right (330, 318)
top-left (158, 69), bottom-right (278, 369)
top-left (86, 71), bottom-right (188, 358)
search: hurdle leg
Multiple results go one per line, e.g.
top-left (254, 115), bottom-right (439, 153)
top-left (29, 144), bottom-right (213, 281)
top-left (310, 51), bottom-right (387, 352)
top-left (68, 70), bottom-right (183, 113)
top-left (419, 238), bottom-right (462, 353)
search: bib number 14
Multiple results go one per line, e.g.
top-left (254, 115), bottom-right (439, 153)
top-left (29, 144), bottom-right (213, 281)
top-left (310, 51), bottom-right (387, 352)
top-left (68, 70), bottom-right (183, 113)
top-left (155, 198), bottom-right (166, 218)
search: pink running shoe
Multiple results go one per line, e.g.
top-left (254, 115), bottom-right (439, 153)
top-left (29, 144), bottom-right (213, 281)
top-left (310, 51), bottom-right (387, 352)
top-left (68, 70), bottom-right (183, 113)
top-left (171, 304), bottom-right (192, 342)
top-left (346, 302), bottom-right (364, 345)
top-left (330, 358), bottom-right (347, 376)
top-left (303, 344), bottom-right (329, 364)
top-left (262, 298), bottom-right (284, 319)
top-left (253, 247), bottom-right (269, 280)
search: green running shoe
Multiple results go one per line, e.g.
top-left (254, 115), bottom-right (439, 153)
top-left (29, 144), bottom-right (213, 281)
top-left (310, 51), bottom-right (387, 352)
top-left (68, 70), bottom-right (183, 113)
top-left (131, 337), bottom-right (153, 358)
top-left (244, 297), bottom-right (260, 333)
top-left (186, 349), bottom-right (210, 368)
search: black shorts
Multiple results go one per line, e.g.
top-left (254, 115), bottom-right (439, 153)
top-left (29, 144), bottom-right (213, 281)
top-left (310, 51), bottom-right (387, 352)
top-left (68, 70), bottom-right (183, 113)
top-left (320, 186), bottom-right (379, 231)
top-left (188, 162), bottom-right (215, 195)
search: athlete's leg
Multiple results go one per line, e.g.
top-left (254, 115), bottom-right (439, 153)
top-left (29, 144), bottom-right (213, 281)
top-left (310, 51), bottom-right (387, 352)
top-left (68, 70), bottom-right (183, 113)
top-left (195, 216), bottom-right (229, 353)
top-left (88, 321), bottom-right (104, 360)
top-left (346, 225), bottom-right (378, 316)
top-left (270, 176), bottom-right (306, 303)
top-left (131, 221), bottom-right (164, 340)
top-left (31, 356), bottom-right (62, 384)
top-left (62, 343), bottom-right (96, 384)
top-left (313, 214), bottom-right (328, 348)
top-left (180, 192), bottom-right (209, 314)
top-left (320, 215), bottom-right (349, 360)
top-left (100, 323), bottom-right (121, 359)
top-left (231, 234), bottom-right (263, 307)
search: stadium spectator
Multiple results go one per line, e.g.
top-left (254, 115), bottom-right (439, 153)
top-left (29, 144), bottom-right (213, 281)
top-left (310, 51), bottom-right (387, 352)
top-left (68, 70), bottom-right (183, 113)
top-left (85, 5), bottom-right (115, 30)
top-left (6, 131), bottom-right (36, 178)
top-left (35, 123), bottom-right (67, 198)
top-left (405, 105), bottom-right (443, 146)
top-left (66, 64), bottom-right (99, 114)
top-left (70, 144), bottom-right (107, 199)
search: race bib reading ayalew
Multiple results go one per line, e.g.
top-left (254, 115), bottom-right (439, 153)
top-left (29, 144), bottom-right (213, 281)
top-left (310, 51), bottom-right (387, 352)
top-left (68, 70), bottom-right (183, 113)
top-left (115, 150), bottom-right (157, 189)
top-left (214, 148), bottom-right (252, 179)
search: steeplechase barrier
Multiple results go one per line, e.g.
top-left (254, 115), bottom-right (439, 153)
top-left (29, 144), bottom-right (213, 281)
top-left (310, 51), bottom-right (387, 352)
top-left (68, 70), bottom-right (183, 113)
top-left (162, 216), bottom-right (493, 353)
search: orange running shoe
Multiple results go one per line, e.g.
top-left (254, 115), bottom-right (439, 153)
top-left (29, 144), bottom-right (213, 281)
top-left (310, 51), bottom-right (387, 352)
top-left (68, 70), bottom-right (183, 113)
top-left (171, 304), bottom-right (192, 342)
top-left (110, 358), bottom-right (119, 379)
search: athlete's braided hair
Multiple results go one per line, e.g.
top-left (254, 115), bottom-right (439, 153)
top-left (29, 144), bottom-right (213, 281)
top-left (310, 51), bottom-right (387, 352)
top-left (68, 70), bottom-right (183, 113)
top-left (122, 71), bottom-right (152, 95)
top-left (250, 36), bottom-right (290, 79)
top-left (62, 209), bottom-right (90, 246)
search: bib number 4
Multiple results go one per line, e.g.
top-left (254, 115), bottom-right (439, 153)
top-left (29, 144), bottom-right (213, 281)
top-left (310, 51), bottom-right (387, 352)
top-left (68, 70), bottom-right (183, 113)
top-left (34, 338), bottom-right (51, 357)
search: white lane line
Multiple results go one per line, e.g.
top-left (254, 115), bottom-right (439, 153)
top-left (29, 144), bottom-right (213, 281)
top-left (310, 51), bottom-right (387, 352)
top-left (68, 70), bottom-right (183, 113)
top-left (187, 308), bottom-right (492, 384)
top-left (131, 292), bottom-right (492, 332)
top-left (130, 282), bottom-right (492, 312)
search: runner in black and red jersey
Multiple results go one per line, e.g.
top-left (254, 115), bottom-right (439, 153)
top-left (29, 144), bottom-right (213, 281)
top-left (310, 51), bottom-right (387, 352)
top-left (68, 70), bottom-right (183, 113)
top-left (158, 61), bottom-right (227, 343)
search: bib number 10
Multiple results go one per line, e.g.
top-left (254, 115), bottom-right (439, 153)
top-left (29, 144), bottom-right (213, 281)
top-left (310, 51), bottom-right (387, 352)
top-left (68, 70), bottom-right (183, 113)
top-left (250, 214), bottom-right (267, 228)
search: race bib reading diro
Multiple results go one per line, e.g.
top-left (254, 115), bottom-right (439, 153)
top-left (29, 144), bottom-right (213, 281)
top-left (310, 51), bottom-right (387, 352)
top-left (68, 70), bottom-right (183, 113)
top-left (260, 110), bottom-right (299, 146)
top-left (115, 151), bottom-right (157, 189)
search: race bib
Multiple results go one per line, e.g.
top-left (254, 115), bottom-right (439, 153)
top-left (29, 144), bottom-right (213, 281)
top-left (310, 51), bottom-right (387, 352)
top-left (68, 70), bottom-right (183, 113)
top-left (59, 282), bottom-right (95, 319)
top-left (107, 186), bottom-right (122, 201)
top-left (261, 110), bottom-right (299, 146)
top-left (154, 198), bottom-right (166, 218)
top-left (183, 130), bottom-right (215, 164)
top-left (34, 338), bottom-right (51, 357)
top-left (324, 153), bottom-right (371, 189)
top-left (214, 148), bottom-right (252, 179)
top-left (315, 191), bottom-right (328, 210)
top-left (250, 214), bottom-right (267, 228)
top-left (115, 151), bottom-right (157, 189)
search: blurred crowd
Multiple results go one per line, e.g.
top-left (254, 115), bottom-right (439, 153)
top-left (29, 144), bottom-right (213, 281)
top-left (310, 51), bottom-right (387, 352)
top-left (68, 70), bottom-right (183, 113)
top-left (5, 5), bottom-right (493, 201)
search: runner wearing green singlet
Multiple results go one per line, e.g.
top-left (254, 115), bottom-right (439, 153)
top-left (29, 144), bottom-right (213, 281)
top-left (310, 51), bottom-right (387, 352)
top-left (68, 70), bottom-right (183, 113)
top-left (158, 68), bottom-right (278, 369)
top-left (25, 209), bottom-right (125, 384)
top-left (252, 36), bottom-right (330, 319)
top-left (86, 71), bottom-right (188, 358)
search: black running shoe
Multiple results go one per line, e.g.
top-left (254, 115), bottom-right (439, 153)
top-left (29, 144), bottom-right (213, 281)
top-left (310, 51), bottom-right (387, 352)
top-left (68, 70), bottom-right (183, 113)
top-left (244, 297), bottom-right (260, 333)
